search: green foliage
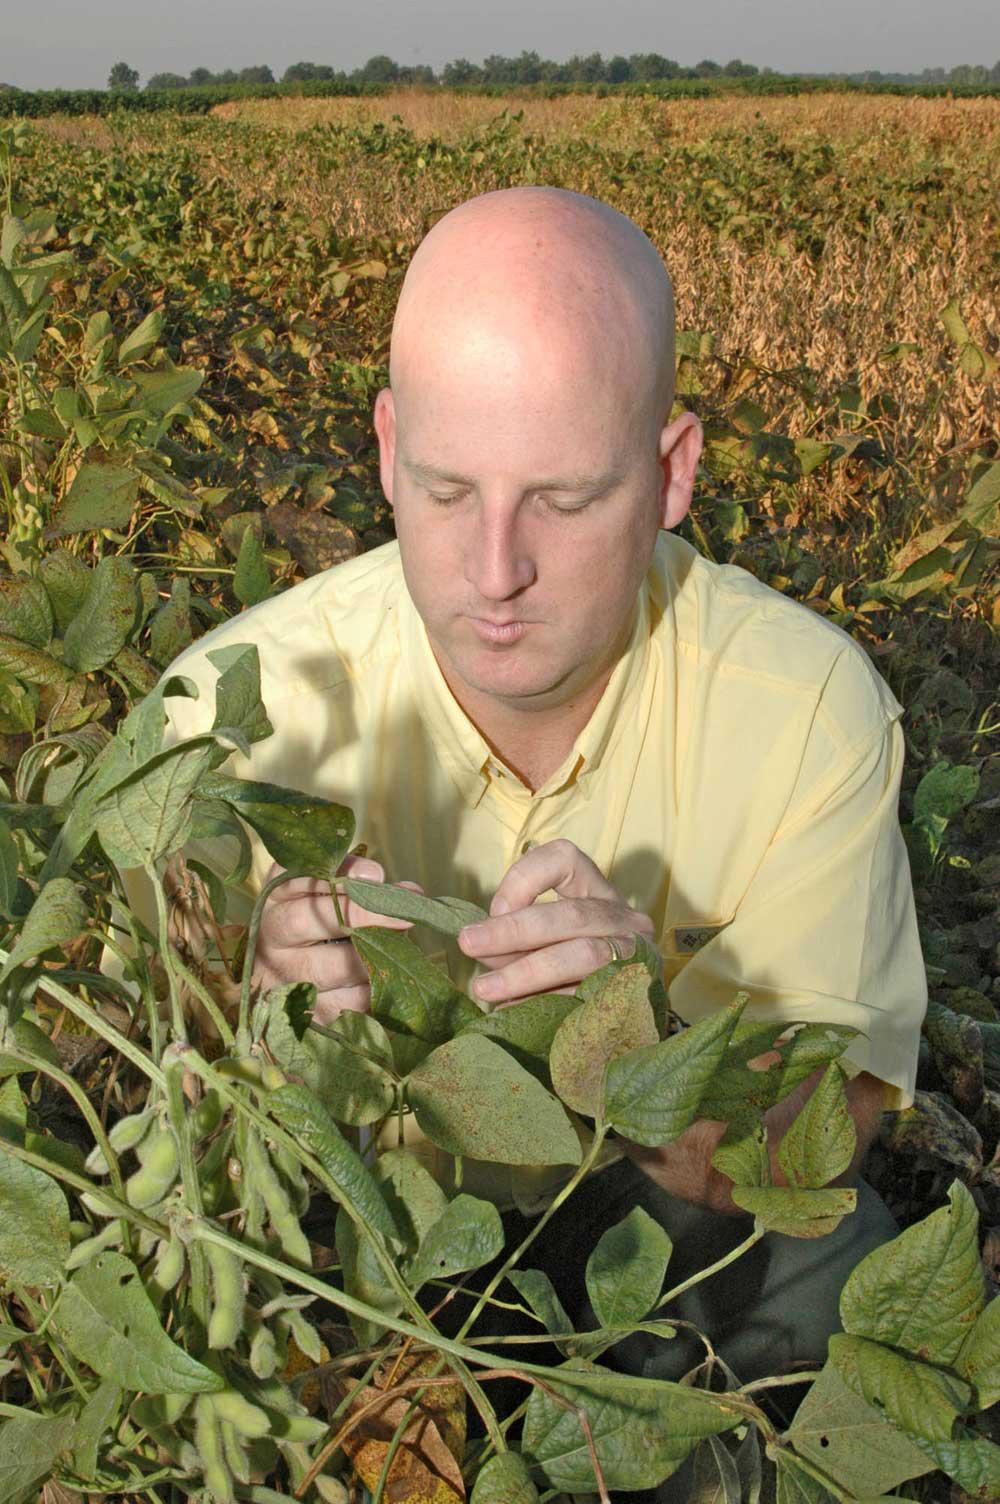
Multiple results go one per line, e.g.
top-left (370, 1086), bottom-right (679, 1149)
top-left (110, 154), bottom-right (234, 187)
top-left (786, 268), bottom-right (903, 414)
top-left (0, 100), bottom-right (996, 1504)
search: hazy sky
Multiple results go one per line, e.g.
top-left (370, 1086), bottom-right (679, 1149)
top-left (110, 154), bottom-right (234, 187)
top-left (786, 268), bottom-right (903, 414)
top-left (3, 0), bottom-right (997, 90)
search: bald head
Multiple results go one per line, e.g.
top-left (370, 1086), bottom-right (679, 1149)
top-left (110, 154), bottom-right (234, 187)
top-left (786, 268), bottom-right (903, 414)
top-left (388, 186), bottom-right (675, 449)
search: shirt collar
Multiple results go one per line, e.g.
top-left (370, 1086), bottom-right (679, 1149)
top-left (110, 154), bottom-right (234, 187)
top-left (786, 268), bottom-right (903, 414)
top-left (399, 577), bottom-right (653, 807)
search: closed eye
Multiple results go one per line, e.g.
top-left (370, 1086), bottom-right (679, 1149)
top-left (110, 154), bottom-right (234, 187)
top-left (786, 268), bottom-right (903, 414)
top-left (426, 490), bottom-right (594, 515)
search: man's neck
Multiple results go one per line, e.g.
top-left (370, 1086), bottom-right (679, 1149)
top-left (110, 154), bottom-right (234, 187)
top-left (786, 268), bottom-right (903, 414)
top-left (436, 655), bottom-right (621, 795)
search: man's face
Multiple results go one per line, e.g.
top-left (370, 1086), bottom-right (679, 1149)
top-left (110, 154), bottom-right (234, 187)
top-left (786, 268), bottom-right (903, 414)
top-left (375, 338), bottom-right (670, 715)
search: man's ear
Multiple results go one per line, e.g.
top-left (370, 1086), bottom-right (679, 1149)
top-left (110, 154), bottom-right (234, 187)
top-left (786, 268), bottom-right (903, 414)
top-left (373, 388), bottom-right (396, 506)
top-left (656, 411), bottom-right (704, 532)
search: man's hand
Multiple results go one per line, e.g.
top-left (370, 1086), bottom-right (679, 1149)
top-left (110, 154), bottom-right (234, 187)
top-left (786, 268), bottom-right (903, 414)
top-left (457, 838), bottom-right (657, 1005)
top-left (253, 855), bottom-right (423, 1025)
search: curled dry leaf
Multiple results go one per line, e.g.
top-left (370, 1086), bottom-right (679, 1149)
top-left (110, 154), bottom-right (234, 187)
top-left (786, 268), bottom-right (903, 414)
top-left (321, 1350), bottom-right (466, 1504)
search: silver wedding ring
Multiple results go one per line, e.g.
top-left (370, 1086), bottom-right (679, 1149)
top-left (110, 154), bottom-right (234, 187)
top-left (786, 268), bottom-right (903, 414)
top-left (605, 936), bottom-right (627, 963)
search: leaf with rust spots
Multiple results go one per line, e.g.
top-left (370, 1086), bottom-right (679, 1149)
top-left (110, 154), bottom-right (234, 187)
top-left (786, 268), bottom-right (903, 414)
top-left (925, 1000), bottom-right (985, 1115)
top-left (406, 1034), bottom-right (581, 1166)
top-left (549, 962), bottom-right (659, 1117)
top-left (881, 1090), bottom-right (983, 1181)
top-left (266, 501), bottom-right (360, 575)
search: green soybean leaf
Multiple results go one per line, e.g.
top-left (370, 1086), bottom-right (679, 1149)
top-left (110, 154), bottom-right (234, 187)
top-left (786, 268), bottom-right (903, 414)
top-left (335, 1205), bottom-right (403, 1346)
top-left (711, 1120), bottom-right (771, 1189)
top-left (697, 1020), bottom-right (856, 1127)
top-left (0, 633), bottom-right (72, 686)
top-left (233, 524), bottom-right (270, 607)
top-left (330, 1008), bottom-right (396, 1071)
top-left (375, 1147), bottom-right (447, 1252)
top-left (62, 556), bottom-right (139, 673)
top-left (461, 992), bottom-right (580, 1065)
top-left (268, 1083), bottom-right (398, 1245)
top-left (199, 772), bottom-right (354, 879)
top-left (94, 740), bottom-right (219, 869)
top-left (911, 1433), bottom-right (1000, 1497)
top-left (49, 462), bottom-right (139, 536)
top-left (38, 548), bottom-right (91, 632)
top-left (267, 979), bottom-right (316, 1042)
top-left (828, 1332), bottom-right (970, 1442)
top-left (773, 1456), bottom-right (838, 1503)
top-left (0, 1149), bottom-right (70, 1285)
top-left (0, 1016), bottom-right (61, 1078)
top-left (957, 1293), bottom-right (1000, 1409)
top-left (605, 994), bottom-right (747, 1146)
top-left (585, 1206), bottom-right (672, 1328)
top-left (55, 1251), bottom-right (224, 1393)
top-left (407, 1034), bottom-right (581, 1167)
top-left (148, 576), bottom-right (193, 668)
top-left (340, 877), bottom-right (488, 936)
top-left (777, 1062), bottom-right (856, 1188)
top-left (71, 1374), bottom-right (123, 1478)
top-left (0, 575), bottom-right (53, 647)
top-left (266, 998), bottom-right (395, 1126)
top-left (550, 962), bottom-right (659, 1117)
top-left (730, 1184), bottom-right (856, 1237)
top-left (117, 306), bottom-right (164, 366)
top-left (407, 1193), bottom-right (504, 1292)
top-left (508, 1268), bottom-right (574, 1346)
top-left (522, 1365), bottom-right (742, 1493)
top-left (786, 1361), bottom-right (935, 1496)
top-left (352, 926), bottom-right (479, 1043)
top-left (839, 1180), bottom-right (985, 1365)
top-left (913, 760), bottom-right (980, 838)
top-left (132, 364), bottom-right (204, 416)
top-left (0, 668), bottom-right (35, 734)
top-left (0, 876), bottom-right (87, 983)
top-left (470, 1452), bottom-right (539, 1504)
top-left (207, 642), bottom-right (274, 750)
top-left (0, 816), bottom-right (17, 917)
top-left (0, 1075), bottom-right (25, 1142)
top-left (0, 1410), bottom-right (76, 1502)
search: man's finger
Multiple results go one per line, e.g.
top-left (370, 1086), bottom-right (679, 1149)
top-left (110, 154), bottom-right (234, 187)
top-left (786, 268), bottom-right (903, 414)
top-left (470, 935), bottom-right (634, 1005)
top-left (488, 838), bottom-right (619, 917)
top-left (459, 894), bottom-right (643, 962)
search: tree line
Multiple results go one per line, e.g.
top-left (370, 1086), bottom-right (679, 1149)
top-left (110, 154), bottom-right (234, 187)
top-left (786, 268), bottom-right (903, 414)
top-left (105, 53), bottom-right (1000, 94)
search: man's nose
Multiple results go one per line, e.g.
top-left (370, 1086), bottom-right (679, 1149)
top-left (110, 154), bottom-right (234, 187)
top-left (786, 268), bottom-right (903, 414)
top-left (466, 502), bottom-right (536, 601)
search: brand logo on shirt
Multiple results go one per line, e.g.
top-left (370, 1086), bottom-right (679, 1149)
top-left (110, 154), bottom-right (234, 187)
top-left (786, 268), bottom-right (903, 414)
top-left (671, 923), bottom-right (728, 954)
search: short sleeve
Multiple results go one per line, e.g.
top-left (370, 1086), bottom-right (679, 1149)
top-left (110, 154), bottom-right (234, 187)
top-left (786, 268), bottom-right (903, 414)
top-left (667, 710), bottom-right (926, 1110)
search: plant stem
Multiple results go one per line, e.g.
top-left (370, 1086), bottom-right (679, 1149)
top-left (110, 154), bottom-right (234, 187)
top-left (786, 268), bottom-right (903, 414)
top-left (655, 1222), bottom-right (765, 1312)
top-left (149, 864), bottom-right (187, 1045)
top-left (163, 1046), bottom-right (211, 1344)
top-left (6, 1045), bottom-right (135, 1257)
top-left (236, 869), bottom-right (294, 1051)
top-left (456, 1126), bottom-right (610, 1344)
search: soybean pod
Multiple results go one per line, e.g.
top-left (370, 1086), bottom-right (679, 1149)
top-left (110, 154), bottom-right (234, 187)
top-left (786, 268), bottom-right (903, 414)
top-left (218, 1419), bottom-right (252, 1484)
top-left (249, 1319), bottom-right (278, 1379)
top-left (149, 1233), bottom-right (186, 1300)
top-left (205, 1241), bottom-right (245, 1351)
top-left (194, 1393), bottom-right (235, 1504)
top-left (124, 1126), bottom-right (179, 1209)
top-left (191, 1086), bottom-right (223, 1140)
top-left (243, 1126), bottom-right (312, 1269)
top-left (208, 1386), bottom-right (271, 1438)
top-left (271, 1135), bottom-right (310, 1217)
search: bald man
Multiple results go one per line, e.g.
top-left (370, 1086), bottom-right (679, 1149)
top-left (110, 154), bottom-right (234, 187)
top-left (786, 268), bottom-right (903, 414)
top-left (149, 186), bottom-right (925, 1394)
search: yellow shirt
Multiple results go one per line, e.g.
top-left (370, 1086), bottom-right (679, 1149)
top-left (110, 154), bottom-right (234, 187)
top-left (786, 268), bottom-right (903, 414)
top-left (121, 532), bottom-right (926, 1207)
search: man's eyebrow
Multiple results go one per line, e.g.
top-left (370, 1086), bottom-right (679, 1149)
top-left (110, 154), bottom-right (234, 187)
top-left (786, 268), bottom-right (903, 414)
top-left (402, 458), bottom-right (624, 492)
